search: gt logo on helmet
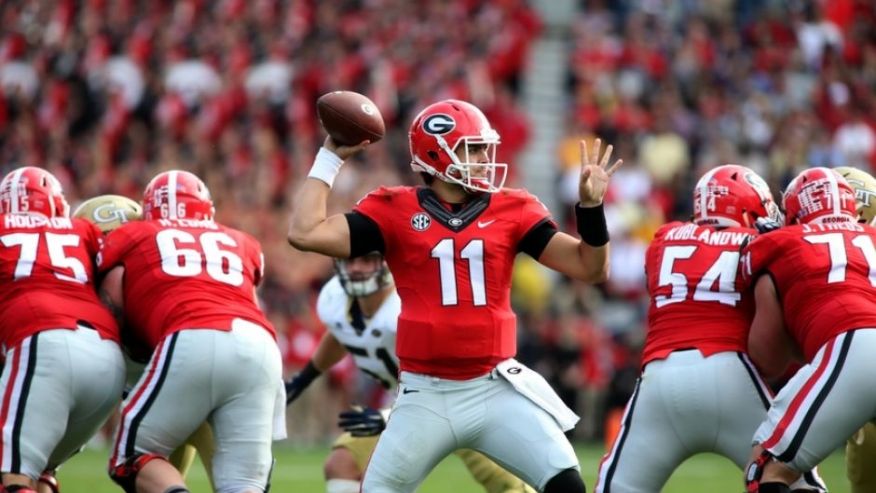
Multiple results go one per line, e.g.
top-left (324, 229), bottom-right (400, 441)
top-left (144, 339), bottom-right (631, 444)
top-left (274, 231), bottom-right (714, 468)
top-left (92, 203), bottom-right (134, 224)
top-left (422, 114), bottom-right (456, 135)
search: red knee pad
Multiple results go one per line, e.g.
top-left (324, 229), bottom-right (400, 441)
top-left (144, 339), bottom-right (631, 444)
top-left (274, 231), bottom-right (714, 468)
top-left (38, 473), bottom-right (60, 493)
top-left (109, 453), bottom-right (167, 493)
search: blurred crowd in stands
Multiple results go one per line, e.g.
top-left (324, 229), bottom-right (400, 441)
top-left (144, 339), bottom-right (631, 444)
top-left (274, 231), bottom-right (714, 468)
top-left (1, 0), bottom-right (875, 443)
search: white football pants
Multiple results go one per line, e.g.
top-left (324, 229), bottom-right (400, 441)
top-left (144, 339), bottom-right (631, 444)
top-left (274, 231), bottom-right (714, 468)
top-left (362, 365), bottom-right (579, 492)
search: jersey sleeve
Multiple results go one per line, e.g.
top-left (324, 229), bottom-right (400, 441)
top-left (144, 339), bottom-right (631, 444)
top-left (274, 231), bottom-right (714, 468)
top-left (515, 191), bottom-right (555, 245)
top-left (352, 187), bottom-right (395, 254)
top-left (740, 231), bottom-right (783, 289)
top-left (315, 277), bottom-right (337, 326)
top-left (97, 223), bottom-right (140, 273)
top-left (345, 212), bottom-right (385, 257)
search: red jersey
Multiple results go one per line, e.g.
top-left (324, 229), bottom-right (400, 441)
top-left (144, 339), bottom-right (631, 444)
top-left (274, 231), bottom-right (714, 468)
top-left (643, 221), bottom-right (756, 365)
top-left (98, 218), bottom-right (274, 351)
top-left (741, 222), bottom-right (876, 360)
top-left (0, 214), bottom-right (119, 349)
top-left (354, 186), bottom-right (552, 379)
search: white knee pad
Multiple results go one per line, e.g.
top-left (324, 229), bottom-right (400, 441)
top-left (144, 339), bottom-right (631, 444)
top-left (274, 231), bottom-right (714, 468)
top-left (326, 479), bottom-right (361, 493)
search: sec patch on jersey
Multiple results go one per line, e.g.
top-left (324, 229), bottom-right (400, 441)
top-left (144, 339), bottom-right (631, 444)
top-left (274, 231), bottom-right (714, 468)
top-left (316, 90), bottom-right (385, 145)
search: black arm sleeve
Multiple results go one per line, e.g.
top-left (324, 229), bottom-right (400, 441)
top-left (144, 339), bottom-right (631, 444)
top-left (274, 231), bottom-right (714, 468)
top-left (517, 219), bottom-right (559, 259)
top-left (346, 212), bottom-right (386, 257)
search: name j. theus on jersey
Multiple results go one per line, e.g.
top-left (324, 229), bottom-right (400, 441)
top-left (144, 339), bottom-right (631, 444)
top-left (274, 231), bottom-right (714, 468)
top-left (4, 215), bottom-right (73, 229)
top-left (663, 223), bottom-right (752, 245)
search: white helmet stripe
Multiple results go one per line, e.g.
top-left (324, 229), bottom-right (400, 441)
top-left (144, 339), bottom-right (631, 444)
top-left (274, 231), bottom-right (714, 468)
top-left (823, 167), bottom-right (842, 217)
top-left (8, 168), bottom-right (26, 214)
top-left (168, 170), bottom-right (178, 219)
top-left (697, 166), bottom-right (721, 221)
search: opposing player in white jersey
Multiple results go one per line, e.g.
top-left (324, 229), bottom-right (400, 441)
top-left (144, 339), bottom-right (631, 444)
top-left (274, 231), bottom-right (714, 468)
top-left (285, 252), bottom-right (535, 493)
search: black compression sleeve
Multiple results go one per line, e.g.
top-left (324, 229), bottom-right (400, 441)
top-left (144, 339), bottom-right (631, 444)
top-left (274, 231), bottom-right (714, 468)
top-left (345, 212), bottom-right (386, 257)
top-left (576, 203), bottom-right (609, 247)
top-left (518, 219), bottom-right (559, 259)
top-left (297, 361), bottom-right (322, 386)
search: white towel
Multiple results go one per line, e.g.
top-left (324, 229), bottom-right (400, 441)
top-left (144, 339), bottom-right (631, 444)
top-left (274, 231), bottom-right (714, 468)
top-left (496, 358), bottom-right (580, 432)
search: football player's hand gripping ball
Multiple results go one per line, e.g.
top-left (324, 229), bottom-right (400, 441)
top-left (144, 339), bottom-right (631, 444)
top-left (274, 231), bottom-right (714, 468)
top-left (338, 406), bottom-right (386, 437)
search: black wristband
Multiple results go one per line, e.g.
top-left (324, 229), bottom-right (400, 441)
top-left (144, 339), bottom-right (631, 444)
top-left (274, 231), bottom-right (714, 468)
top-left (576, 203), bottom-right (609, 247)
top-left (297, 361), bottom-right (322, 387)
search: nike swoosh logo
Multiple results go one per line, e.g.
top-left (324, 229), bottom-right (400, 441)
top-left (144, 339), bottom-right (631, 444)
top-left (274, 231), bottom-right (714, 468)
top-left (477, 219), bottom-right (496, 228)
top-left (402, 388), bottom-right (419, 394)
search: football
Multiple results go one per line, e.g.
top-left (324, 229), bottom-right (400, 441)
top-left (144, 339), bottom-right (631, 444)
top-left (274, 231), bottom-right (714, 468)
top-left (316, 91), bottom-right (385, 146)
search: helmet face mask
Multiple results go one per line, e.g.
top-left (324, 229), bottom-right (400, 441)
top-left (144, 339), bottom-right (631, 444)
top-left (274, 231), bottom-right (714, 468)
top-left (142, 170), bottom-right (214, 221)
top-left (692, 164), bottom-right (779, 228)
top-left (335, 252), bottom-right (392, 297)
top-left (782, 167), bottom-right (857, 226)
top-left (409, 100), bottom-right (508, 193)
top-left (0, 167), bottom-right (69, 218)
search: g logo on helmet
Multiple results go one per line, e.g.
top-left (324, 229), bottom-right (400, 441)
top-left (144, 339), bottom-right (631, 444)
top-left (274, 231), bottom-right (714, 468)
top-left (422, 114), bottom-right (456, 135)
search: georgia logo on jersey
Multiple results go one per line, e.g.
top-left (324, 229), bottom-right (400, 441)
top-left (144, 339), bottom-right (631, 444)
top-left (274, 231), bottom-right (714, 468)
top-left (411, 212), bottom-right (431, 231)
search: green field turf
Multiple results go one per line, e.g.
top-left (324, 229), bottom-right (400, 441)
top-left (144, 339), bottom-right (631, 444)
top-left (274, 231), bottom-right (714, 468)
top-left (57, 443), bottom-right (849, 492)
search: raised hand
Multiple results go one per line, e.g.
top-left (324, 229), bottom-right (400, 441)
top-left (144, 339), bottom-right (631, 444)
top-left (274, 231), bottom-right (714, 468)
top-left (578, 138), bottom-right (623, 207)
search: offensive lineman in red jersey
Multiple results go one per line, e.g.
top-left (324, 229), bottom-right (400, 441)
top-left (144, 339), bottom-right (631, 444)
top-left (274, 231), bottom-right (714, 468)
top-left (743, 167), bottom-right (876, 493)
top-left (99, 171), bottom-right (284, 493)
top-left (288, 99), bottom-right (622, 493)
top-left (595, 165), bottom-right (825, 493)
top-left (72, 194), bottom-right (217, 490)
top-left (0, 167), bottom-right (125, 493)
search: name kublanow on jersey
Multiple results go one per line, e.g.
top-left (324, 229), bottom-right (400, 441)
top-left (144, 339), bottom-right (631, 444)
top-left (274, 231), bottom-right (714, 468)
top-left (662, 223), bottom-right (751, 245)
top-left (4, 215), bottom-right (73, 229)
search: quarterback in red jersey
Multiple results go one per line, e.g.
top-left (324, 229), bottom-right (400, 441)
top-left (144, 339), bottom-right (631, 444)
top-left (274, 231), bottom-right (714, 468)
top-left (596, 165), bottom-right (822, 493)
top-left (0, 167), bottom-right (125, 493)
top-left (289, 99), bottom-right (621, 493)
top-left (100, 170), bottom-right (283, 493)
top-left (743, 167), bottom-right (876, 493)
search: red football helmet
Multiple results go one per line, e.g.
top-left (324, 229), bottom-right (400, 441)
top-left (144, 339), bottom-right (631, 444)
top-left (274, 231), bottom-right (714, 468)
top-left (0, 166), bottom-right (69, 218)
top-left (408, 99), bottom-right (507, 193)
top-left (142, 170), bottom-right (214, 220)
top-left (783, 167), bottom-right (857, 225)
top-left (692, 164), bottom-right (779, 228)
